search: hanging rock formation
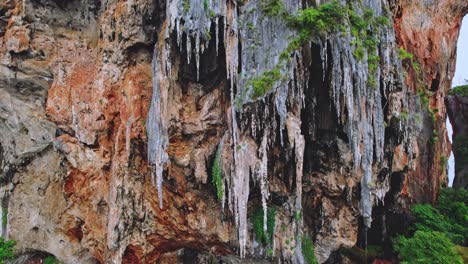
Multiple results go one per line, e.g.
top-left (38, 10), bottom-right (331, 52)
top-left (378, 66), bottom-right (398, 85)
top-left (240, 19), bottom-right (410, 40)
top-left (0, 0), bottom-right (466, 263)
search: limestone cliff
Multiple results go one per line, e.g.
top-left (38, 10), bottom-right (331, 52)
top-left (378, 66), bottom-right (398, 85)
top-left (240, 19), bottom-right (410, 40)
top-left (446, 87), bottom-right (468, 188)
top-left (0, 0), bottom-right (466, 263)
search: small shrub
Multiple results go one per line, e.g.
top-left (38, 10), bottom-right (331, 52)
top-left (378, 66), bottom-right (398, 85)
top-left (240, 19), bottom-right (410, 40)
top-left (249, 68), bottom-right (282, 99)
top-left (302, 236), bottom-right (318, 264)
top-left (393, 231), bottom-right (463, 264)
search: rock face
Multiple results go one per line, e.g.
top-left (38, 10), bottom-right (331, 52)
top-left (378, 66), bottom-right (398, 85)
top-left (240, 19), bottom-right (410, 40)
top-left (446, 92), bottom-right (468, 188)
top-left (391, 0), bottom-right (468, 203)
top-left (0, 0), bottom-right (466, 263)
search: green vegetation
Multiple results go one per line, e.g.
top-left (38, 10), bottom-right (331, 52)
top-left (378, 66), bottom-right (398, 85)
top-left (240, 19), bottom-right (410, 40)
top-left (260, 0), bottom-right (286, 17)
top-left (243, 1), bottom-right (391, 101)
top-left (287, 0), bottom-right (347, 36)
top-left (249, 68), bottom-right (282, 99)
top-left (44, 256), bottom-right (63, 264)
top-left (449, 85), bottom-right (468, 96)
top-left (455, 245), bottom-right (468, 263)
top-left (0, 238), bottom-right (15, 264)
top-left (293, 211), bottom-right (302, 221)
top-left (394, 231), bottom-right (462, 264)
top-left (410, 204), bottom-right (465, 244)
top-left (212, 145), bottom-right (223, 200)
top-left (393, 188), bottom-right (468, 263)
top-left (302, 236), bottom-right (318, 264)
top-left (203, 0), bottom-right (209, 11)
top-left (440, 155), bottom-right (448, 170)
top-left (398, 47), bottom-right (414, 61)
top-left (251, 207), bottom-right (276, 244)
top-left (182, 0), bottom-right (190, 13)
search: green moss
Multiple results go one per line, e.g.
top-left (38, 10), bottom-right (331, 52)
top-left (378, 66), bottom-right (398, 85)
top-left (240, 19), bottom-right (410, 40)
top-left (440, 155), bottom-right (448, 170)
top-left (251, 207), bottom-right (276, 244)
top-left (212, 145), bottom-right (223, 200)
top-left (302, 236), bottom-right (318, 264)
top-left (293, 211), bottom-right (302, 221)
top-left (431, 129), bottom-right (439, 145)
top-left (203, 0), bottom-right (209, 11)
top-left (418, 89), bottom-right (429, 109)
top-left (449, 85), bottom-right (468, 96)
top-left (1, 209), bottom-right (6, 227)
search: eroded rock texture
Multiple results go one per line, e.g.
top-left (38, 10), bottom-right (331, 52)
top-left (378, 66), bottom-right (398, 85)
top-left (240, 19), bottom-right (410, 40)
top-left (446, 94), bottom-right (468, 188)
top-left (0, 0), bottom-right (466, 263)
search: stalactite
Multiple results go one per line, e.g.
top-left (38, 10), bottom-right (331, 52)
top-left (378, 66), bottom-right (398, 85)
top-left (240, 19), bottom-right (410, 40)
top-left (149, 0), bottom-right (405, 259)
top-left (147, 49), bottom-right (169, 209)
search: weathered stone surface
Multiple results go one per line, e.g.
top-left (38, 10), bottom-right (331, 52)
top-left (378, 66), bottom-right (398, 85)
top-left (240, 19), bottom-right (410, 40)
top-left (392, 0), bottom-right (468, 202)
top-left (446, 94), bottom-right (468, 188)
top-left (0, 0), bottom-right (466, 263)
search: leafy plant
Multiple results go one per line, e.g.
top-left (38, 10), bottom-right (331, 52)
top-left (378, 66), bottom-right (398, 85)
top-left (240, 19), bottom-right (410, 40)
top-left (411, 204), bottom-right (465, 245)
top-left (260, 0), bottom-right (286, 17)
top-left (0, 238), bottom-right (15, 264)
top-left (393, 231), bottom-right (462, 264)
top-left (302, 236), bottom-right (318, 264)
top-left (251, 207), bottom-right (276, 244)
top-left (249, 68), bottom-right (282, 99)
top-left (449, 85), bottom-right (468, 96)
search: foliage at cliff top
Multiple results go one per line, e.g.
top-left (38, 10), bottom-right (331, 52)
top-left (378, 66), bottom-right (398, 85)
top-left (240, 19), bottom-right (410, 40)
top-left (393, 188), bottom-right (468, 262)
top-left (0, 238), bottom-right (15, 264)
top-left (449, 85), bottom-right (468, 96)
